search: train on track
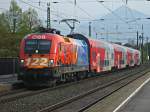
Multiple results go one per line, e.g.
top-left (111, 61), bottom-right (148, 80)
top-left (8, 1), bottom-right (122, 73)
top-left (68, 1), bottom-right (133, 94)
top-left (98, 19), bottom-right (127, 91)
top-left (18, 28), bottom-right (141, 86)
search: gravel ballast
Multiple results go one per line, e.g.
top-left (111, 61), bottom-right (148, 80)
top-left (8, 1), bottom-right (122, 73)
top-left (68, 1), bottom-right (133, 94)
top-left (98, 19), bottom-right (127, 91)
top-left (0, 67), bottom-right (145, 112)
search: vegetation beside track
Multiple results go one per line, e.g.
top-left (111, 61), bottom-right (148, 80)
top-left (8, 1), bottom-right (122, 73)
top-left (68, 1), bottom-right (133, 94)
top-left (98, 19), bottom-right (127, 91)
top-left (0, 0), bottom-right (40, 57)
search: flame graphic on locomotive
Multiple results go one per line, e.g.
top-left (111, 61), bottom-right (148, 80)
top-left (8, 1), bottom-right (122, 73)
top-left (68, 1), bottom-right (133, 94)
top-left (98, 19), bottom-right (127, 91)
top-left (19, 32), bottom-right (90, 86)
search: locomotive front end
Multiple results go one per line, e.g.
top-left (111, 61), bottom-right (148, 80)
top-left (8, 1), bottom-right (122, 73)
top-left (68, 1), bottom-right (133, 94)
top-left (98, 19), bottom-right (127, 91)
top-left (18, 34), bottom-right (56, 86)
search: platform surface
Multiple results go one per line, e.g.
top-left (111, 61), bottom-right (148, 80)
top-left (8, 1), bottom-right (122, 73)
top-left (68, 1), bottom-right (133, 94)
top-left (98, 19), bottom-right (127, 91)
top-left (0, 74), bottom-right (17, 84)
top-left (118, 79), bottom-right (150, 112)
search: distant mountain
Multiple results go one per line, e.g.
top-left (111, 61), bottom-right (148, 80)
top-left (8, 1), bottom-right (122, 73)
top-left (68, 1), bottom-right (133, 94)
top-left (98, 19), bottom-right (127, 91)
top-left (102, 6), bottom-right (147, 19)
top-left (76, 6), bottom-right (150, 44)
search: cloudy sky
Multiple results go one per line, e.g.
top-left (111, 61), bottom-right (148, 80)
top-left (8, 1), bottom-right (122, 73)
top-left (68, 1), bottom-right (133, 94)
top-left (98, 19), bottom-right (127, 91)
top-left (1, 0), bottom-right (150, 18)
top-left (0, 0), bottom-right (150, 42)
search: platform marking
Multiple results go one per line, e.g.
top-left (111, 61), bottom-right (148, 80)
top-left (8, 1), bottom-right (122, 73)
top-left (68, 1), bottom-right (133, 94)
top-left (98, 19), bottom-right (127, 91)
top-left (113, 75), bottom-right (150, 112)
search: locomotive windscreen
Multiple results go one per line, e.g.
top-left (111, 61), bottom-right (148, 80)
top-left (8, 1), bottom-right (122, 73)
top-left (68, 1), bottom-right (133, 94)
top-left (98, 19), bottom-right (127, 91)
top-left (25, 39), bottom-right (51, 54)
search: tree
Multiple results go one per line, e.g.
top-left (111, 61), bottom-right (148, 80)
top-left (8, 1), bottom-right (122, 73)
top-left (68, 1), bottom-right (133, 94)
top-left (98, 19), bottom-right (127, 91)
top-left (0, 13), bottom-right (10, 33)
top-left (18, 8), bottom-right (41, 34)
top-left (4, 0), bottom-right (22, 33)
top-left (0, 0), bottom-right (42, 57)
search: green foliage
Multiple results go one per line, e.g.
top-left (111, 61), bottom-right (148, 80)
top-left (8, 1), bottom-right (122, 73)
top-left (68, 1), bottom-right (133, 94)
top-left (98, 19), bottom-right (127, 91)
top-left (141, 42), bottom-right (150, 63)
top-left (0, 33), bottom-right (24, 57)
top-left (0, 0), bottom-right (41, 57)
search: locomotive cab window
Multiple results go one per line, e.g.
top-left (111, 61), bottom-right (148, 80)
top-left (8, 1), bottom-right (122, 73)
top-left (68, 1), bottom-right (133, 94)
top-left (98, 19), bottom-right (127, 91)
top-left (38, 40), bottom-right (51, 54)
top-left (25, 40), bottom-right (37, 54)
top-left (25, 39), bottom-right (51, 54)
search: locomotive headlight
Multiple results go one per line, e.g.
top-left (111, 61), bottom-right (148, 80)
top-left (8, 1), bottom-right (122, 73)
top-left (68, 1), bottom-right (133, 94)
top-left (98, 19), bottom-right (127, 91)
top-left (20, 59), bottom-right (24, 63)
top-left (49, 59), bottom-right (54, 66)
top-left (20, 59), bottom-right (24, 66)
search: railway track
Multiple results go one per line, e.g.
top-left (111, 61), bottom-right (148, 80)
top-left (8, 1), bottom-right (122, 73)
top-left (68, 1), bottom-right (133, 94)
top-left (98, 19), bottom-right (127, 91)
top-left (37, 66), bottom-right (150, 112)
top-left (0, 65), bottom-right (148, 112)
top-left (0, 66), bottom-right (142, 104)
top-left (0, 66), bottom-right (134, 104)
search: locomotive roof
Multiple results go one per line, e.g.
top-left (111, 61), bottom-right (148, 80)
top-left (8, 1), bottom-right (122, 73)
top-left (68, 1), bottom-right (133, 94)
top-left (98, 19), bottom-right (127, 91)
top-left (23, 32), bottom-right (140, 53)
top-left (23, 33), bottom-right (64, 40)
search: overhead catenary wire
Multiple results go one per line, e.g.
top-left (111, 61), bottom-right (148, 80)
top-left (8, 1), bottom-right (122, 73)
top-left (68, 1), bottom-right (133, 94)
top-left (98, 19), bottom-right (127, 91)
top-left (18, 0), bottom-right (67, 19)
top-left (26, 0), bottom-right (74, 19)
top-left (120, 0), bottom-right (140, 29)
top-left (66, 0), bottom-right (95, 20)
top-left (96, 0), bottom-right (130, 27)
top-left (15, 0), bottom-right (149, 36)
top-left (26, 0), bottom-right (96, 22)
top-left (17, 0), bottom-right (75, 33)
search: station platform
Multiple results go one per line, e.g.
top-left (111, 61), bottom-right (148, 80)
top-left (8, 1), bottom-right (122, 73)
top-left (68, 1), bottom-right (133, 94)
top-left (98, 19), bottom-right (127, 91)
top-left (117, 78), bottom-right (150, 112)
top-left (84, 72), bottom-right (150, 112)
top-left (0, 74), bottom-right (18, 92)
top-left (0, 74), bottom-right (17, 84)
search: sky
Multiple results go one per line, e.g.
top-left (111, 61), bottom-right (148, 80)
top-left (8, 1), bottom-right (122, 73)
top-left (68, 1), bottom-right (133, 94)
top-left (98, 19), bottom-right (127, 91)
top-left (1, 0), bottom-right (150, 18)
top-left (0, 0), bottom-right (150, 43)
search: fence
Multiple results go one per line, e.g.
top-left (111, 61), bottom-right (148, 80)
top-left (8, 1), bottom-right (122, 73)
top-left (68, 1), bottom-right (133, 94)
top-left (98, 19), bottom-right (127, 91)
top-left (0, 58), bottom-right (19, 75)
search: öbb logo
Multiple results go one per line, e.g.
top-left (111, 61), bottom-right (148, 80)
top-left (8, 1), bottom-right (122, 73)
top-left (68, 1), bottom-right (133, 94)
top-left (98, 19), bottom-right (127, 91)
top-left (32, 35), bottom-right (46, 39)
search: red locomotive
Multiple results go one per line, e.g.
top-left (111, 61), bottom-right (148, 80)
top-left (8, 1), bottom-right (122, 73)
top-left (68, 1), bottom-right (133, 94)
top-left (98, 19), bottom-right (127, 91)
top-left (18, 29), bottom-right (141, 86)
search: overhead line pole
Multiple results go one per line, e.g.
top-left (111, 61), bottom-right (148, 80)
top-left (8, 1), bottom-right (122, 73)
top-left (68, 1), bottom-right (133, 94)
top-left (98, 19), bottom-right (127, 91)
top-left (47, 2), bottom-right (51, 28)
top-left (137, 31), bottom-right (139, 49)
top-left (146, 37), bottom-right (149, 61)
top-left (12, 3), bottom-right (16, 33)
top-left (141, 24), bottom-right (144, 64)
top-left (13, 17), bottom-right (16, 33)
top-left (89, 22), bottom-right (91, 37)
top-left (126, 0), bottom-right (128, 4)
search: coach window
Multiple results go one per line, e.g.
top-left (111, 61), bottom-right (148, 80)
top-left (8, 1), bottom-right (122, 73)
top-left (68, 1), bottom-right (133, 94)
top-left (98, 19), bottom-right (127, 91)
top-left (107, 52), bottom-right (109, 58)
top-left (103, 60), bottom-right (105, 66)
top-left (58, 43), bottom-right (62, 51)
top-left (111, 53), bottom-right (114, 59)
top-left (100, 60), bottom-right (103, 67)
top-left (104, 60), bottom-right (106, 66)
top-left (92, 50), bottom-right (96, 60)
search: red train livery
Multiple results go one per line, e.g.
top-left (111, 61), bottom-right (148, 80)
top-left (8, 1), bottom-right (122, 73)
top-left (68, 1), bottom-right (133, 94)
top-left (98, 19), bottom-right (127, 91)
top-left (18, 32), bottom-right (141, 86)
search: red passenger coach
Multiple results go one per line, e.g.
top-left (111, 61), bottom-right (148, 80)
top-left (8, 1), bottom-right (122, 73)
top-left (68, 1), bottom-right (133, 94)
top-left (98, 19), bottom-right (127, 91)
top-left (133, 49), bottom-right (141, 66)
top-left (113, 44), bottom-right (127, 69)
top-left (89, 39), bottom-right (113, 72)
top-left (126, 48), bottom-right (135, 67)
